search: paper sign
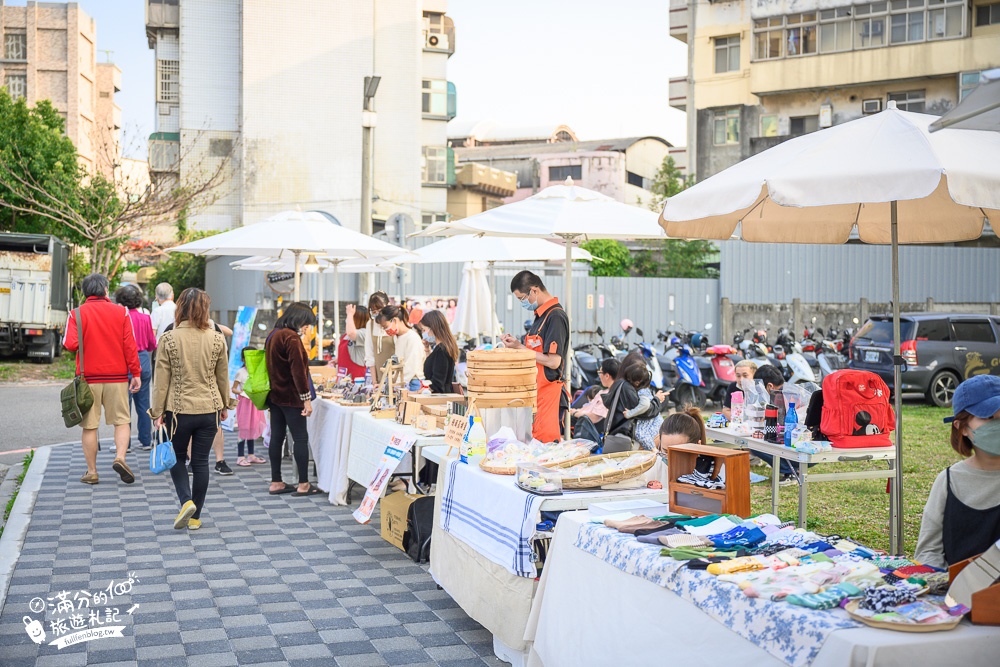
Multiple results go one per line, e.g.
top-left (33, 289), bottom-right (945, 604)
top-left (353, 432), bottom-right (416, 524)
top-left (443, 413), bottom-right (469, 451)
top-left (586, 294), bottom-right (594, 310)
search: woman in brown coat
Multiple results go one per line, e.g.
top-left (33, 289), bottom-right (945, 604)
top-left (265, 302), bottom-right (318, 496)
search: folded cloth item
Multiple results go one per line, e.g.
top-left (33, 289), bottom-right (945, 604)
top-left (686, 556), bottom-right (731, 570)
top-left (743, 513), bottom-right (783, 528)
top-left (619, 519), bottom-right (672, 535)
top-left (635, 524), bottom-right (684, 537)
top-left (710, 526), bottom-right (767, 549)
top-left (706, 555), bottom-right (770, 575)
top-left (920, 571), bottom-right (952, 596)
top-left (668, 547), bottom-right (741, 561)
top-left (604, 515), bottom-right (653, 533)
top-left (675, 514), bottom-right (725, 528)
top-left (858, 584), bottom-right (919, 613)
top-left (801, 540), bottom-right (835, 554)
top-left (637, 528), bottom-right (684, 544)
top-left (658, 533), bottom-right (713, 549)
top-left (652, 514), bottom-right (693, 523)
top-left (893, 564), bottom-right (939, 578)
top-left (868, 556), bottom-right (915, 570)
top-left (684, 516), bottom-right (740, 537)
top-left (786, 582), bottom-right (862, 610)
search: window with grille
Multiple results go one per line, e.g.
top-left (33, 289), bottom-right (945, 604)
top-left (888, 90), bottom-right (925, 112)
top-left (4, 74), bottom-right (26, 100)
top-left (4, 33), bottom-right (26, 61)
top-left (713, 109), bottom-right (740, 145)
top-left (420, 212), bottom-right (448, 229)
top-left (960, 71), bottom-right (982, 101)
top-left (157, 59), bottom-right (179, 103)
top-left (548, 165), bottom-right (582, 181)
top-left (786, 13), bottom-right (818, 55)
top-left (753, 17), bottom-right (784, 59)
top-left (422, 79), bottom-right (447, 117)
top-left (977, 2), bottom-right (1000, 25)
top-left (714, 36), bottom-right (740, 73)
top-left (422, 147), bottom-right (448, 184)
top-left (819, 8), bottom-right (853, 52)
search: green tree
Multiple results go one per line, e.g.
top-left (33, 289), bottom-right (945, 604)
top-left (633, 156), bottom-right (717, 278)
top-left (581, 239), bottom-right (632, 277)
top-left (0, 92), bottom-right (81, 236)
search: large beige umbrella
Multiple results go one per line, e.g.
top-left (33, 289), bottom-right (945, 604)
top-left (661, 104), bottom-right (1000, 554)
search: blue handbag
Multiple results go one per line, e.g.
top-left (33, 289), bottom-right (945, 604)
top-left (150, 424), bottom-right (177, 474)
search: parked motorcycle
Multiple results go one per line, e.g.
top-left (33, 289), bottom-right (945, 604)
top-left (702, 344), bottom-right (738, 404)
top-left (669, 337), bottom-right (707, 409)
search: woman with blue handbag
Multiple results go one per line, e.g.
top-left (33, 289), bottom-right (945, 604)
top-left (150, 288), bottom-right (231, 531)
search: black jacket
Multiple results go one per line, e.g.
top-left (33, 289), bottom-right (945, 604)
top-left (602, 379), bottom-right (640, 436)
top-left (423, 344), bottom-right (456, 394)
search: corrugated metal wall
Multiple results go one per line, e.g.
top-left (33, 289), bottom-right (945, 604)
top-left (719, 242), bottom-right (1000, 304)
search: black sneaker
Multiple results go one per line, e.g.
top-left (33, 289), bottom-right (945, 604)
top-left (694, 455), bottom-right (715, 477)
top-left (778, 473), bottom-right (799, 487)
top-left (215, 460), bottom-right (234, 476)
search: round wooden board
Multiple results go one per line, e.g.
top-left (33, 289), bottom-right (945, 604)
top-left (468, 384), bottom-right (537, 393)
top-left (467, 349), bottom-right (535, 362)
top-left (474, 398), bottom-right (537, 409)
top-left (842, 601), bottom-right (964, 632)
top-left (467, 362), bottom-right (537, 372)
top-left (469, 389), bottom-right (537, 399)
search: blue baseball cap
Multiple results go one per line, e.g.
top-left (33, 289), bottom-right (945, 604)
top-left (945, 375), bottom-right (1000, 422)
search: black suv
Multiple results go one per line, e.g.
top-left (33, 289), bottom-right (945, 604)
top-left (849, 313), bottom-right (1000, 407)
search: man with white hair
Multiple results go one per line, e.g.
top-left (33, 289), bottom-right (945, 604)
top-left (150, 282), bottom-right (176, 340)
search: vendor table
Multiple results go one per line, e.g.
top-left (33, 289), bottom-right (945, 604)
top-left (429, 453), bottom-right (670, 664)
top-left (706, 426), bottom-right (898, 553)
top-left (524, 511), bottom-right (1000, 667)
top-left (306, 399), bottom-right (368, 505)
top-left (346, 411), bottom-right (445, 498)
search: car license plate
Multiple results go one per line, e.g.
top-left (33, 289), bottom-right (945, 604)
top-left (865, 350), bottom-right (880, 363)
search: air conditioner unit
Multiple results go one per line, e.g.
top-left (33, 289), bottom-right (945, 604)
top-left (425, 32), bottom-right (449, 50)
top-left (862, 99), bottom-right (881, 114)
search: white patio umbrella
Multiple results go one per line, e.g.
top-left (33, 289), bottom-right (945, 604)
top-left (414, 180), bottom-right (664, 434)
top-left (230, 255), bottom-right (399, 354)
top-left (168, 210), bottom-right (408, 302)
top-left (930, 68), bottom-right (1000, 132)
top-left (383, 235), bottom-right (594, 341)
top-left (451, 262), bottom-right (500, 340)
top-left (660, 103), bottom-right (1000, 554)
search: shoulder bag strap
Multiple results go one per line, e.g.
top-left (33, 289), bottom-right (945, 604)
top-left (604, 382), bottom-right (625, 438)
top-left (75, 307), bottom-right (84, 378)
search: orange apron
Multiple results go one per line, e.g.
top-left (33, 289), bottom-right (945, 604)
top-left (525, 303), bottom-right (565, 443)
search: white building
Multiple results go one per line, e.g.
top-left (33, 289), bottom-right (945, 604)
top-left (144, 0), bottom-right (457, 235)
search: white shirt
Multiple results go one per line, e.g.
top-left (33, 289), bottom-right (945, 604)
top-left (233, 366), bottom-right (249, 399)
top-left (151, 300), bottom-right (176, 340)
top-left (393, 329), bottom-right (425, 383)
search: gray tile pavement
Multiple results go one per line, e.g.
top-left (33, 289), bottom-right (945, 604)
top-left (0, 439), bottom-right (507, 666)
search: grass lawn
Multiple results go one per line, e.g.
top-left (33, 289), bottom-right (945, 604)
top-left (748, 403), bottom-right (958, 555)
top-left (0, 353), bottom-right (76, 383)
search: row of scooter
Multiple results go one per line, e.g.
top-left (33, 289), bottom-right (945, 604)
top-left (570, 318), bottom-right (856, 411)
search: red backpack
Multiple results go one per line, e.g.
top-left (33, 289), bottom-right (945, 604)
top-left (820, 370), bottom-right (895, 448)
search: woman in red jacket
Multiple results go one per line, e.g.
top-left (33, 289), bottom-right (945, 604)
top-left (265, 302), bottom-right (319, 496)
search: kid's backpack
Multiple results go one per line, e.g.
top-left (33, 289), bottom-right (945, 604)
top-left (820, 369), bottom-right (894, 448)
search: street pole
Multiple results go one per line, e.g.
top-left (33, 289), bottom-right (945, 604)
top-left (360, 76), bottom-right (380, 300)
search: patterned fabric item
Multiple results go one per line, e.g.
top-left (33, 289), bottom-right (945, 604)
top-left (574, 522), bottom-right (860, 667)
top-left (858, 584), bottom-right (920, 613)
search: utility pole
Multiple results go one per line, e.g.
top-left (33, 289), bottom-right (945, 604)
top-left (360, 75), bottom-right (380, 299)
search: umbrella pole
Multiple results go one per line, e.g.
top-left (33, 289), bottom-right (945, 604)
top-left (334, 261), bottom-right (341, 344)
top-left (293, 251), bottom-right (301, 302)
top-left (563, 236), bottom-right (575, 439)
top-left (891, 201), bottom-right (903, 556)
top-left (489, 260), bottom-right (498, 346)
top-left (317, 269), bottom-right (324, 362)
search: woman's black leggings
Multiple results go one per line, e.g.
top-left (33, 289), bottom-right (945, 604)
top-left (269, 404), bottom-right (310, 485)
top-left (165, 412), bottom-right (217, 520)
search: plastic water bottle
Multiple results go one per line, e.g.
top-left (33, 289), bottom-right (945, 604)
top-left (731, 390), bottom-right (744, 424)
top-left (467, 417), bottom-right (487, 459)
top-left (784, 402), bottom-right (798, 448)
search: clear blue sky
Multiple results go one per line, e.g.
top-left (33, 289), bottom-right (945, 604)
top-left (15, 0), bottom-right (687, 157)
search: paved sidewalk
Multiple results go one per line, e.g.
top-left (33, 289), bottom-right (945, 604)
top-left (0, 439), bottom-right (507, 666)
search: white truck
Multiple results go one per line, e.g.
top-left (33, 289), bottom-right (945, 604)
top-left (0, 233), bottom-right (72, 363)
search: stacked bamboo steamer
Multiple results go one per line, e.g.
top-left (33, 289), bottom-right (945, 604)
top-left (466, 348), bottom-right (537, 410)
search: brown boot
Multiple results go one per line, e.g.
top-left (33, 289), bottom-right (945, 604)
top-left (112, 458), bottom-right (135, 484)
top-left (80, 472), bottom-right (99, 485)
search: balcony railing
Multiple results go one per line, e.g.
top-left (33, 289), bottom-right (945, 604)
top-left (149, 132), bottom-right (179, 173)
top-left (670, 0), bottom-right (689, 43)
top-left (424, 16), bottom-right (456, 55)
top-left (669, 77), bottom-right (687, 112)
top-left (454, 163), bottom-right (517, 197)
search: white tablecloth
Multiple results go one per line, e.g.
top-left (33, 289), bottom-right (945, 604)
top-left (347, 412), bottom-right (445, 495)
top-left (430, 455), bottom-right (670, 653)
top-left (525, 512), bottom-right (1000, 667)
top-left (306, 399), bottom-right (368, 505)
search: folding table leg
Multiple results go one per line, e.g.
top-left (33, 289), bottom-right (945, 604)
top-left (798, 460), bottom-right (808, 528)
top-left (771, 453), bottom-right (780, 516)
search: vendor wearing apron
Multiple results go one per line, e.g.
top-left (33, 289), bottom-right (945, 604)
top-left (364, 291), bottom-right (396, 384)
top-left (915, 375), bottom-right (1000, 569)
top-left (502, 271), bottom-right (568, 443)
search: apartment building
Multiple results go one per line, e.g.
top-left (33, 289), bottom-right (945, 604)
top-left (0, 0), bottom-right (121, 175)
top-left (669, 0), bottom-right (1000, 179)
top-left (145, 0), bottom-right (457, 235)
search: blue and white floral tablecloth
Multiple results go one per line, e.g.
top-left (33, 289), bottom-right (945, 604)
top-left (574, 522), bottom-right (860, 667)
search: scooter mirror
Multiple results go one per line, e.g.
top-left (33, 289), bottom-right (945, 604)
top-left (596, 326), bottom-right (604, 337)
top-left (705, 323), bottom-right (713, 330)
top-left (636, 327), bottom-right (644, 338)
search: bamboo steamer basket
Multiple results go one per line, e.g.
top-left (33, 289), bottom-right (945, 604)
top-left (548, 451), bottom-right (657, 489)
top-left (466, 348), bottom-right (537, 409)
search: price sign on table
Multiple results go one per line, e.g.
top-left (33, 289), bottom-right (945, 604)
top-left (352, 432), bottom-right (416, 524)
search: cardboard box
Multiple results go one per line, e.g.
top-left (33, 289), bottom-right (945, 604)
top-left (380, 491), bottom-right (422, 551)
top-left (310, 365), bottom-right (341, 383)
top-left (414, 414), bottom-right (444, 431)
top-left (423, 404), bottom-right (449, 417)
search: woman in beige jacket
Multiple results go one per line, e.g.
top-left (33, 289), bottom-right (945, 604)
top-left (150, 288), bottom-right (230, 531)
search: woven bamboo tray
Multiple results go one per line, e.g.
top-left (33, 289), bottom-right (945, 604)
top-left (549, 451), bottom-right (657, 489)
top-left (480, 448), bottom-right (592, 476)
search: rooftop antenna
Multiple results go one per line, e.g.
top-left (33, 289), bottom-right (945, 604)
top-left (99, 49), bottom-right (114, 63)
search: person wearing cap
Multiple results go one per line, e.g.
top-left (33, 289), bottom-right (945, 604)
top-left (915, 374), bottom-right (1000, 569)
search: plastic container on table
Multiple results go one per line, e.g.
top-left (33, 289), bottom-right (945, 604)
top-left (516, 463), bottom-right (563, 495)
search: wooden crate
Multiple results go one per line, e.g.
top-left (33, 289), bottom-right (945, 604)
top-left (667, 443), bottom-right (750, 518)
